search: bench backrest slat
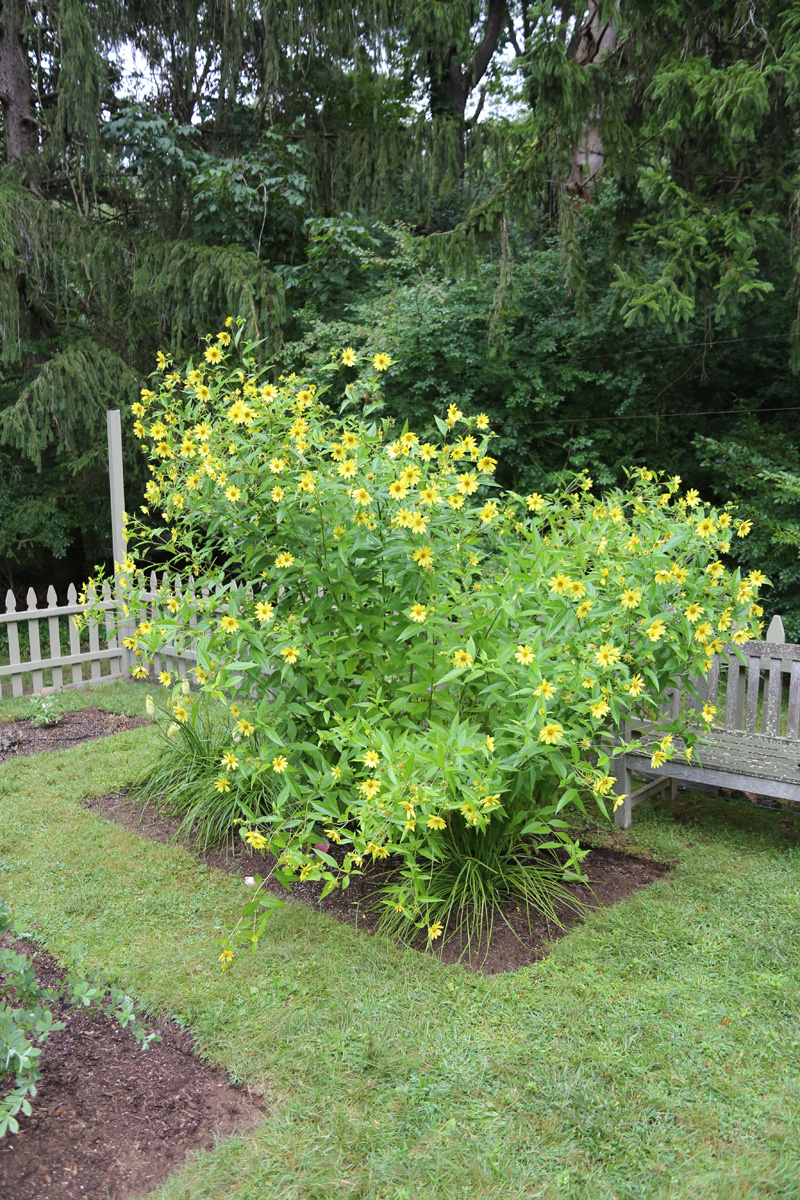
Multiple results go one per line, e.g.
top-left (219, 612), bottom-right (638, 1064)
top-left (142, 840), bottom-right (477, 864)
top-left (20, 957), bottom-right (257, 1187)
top-left (741, 638), bottom-right (800, 663)
top-left (724, 657), bottom-right (745, 731)
top-left (787, 661), bottom-right (800, 740)
top-left (745, 652), bottom-right (761, 734)
top-left (764, 654), bottom-right (784, 737)
top-left (707, 656), bottom-right (721, 708)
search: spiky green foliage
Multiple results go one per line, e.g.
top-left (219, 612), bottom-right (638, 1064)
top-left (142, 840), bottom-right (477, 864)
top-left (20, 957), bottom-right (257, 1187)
top-left (136, 696), bottom-right (280, 850)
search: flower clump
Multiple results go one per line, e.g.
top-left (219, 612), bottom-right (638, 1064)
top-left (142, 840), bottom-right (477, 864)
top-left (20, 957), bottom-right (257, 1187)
top-left (101, 322), bottom-right (764, 961)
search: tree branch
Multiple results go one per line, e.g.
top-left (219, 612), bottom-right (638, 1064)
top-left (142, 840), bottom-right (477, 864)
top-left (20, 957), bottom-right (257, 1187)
top-left (470, 0), bottom-right (507, 90)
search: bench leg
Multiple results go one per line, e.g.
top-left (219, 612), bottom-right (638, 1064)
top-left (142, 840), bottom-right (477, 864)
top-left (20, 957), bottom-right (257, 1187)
top-left (612, 755), bottom-right (632, 829)
top-left (668, 778), bottom-right (678, 803)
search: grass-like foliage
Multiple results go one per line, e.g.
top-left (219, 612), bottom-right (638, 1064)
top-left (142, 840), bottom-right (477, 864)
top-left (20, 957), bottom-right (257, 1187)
top-left (380, 815), bottom-right (588, 952)
top-left (0, 899), bottom-right (157, 1138)
top-left (85, 321), bottom-right (765, 961)
top-left (137, 693), bottom-right (279, 849)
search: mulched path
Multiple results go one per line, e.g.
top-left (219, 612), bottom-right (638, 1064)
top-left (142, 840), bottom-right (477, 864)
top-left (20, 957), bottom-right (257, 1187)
top-left (0, 940), bottom-right (263, 1200)
top-left (86, 791), bottom-right (672, 974)
top-left (0, 709), bottom-right (145, 764)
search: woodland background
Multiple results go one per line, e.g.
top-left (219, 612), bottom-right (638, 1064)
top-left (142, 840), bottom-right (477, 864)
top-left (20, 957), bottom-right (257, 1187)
top-left (1, 1), bottom-right (799, 632)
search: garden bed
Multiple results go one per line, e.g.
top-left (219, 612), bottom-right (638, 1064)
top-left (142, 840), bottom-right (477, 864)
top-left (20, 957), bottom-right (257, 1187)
top-left (0, 940), bottom-right (263, 1200)
top-left (0, 708), bottom-right (146, 764)
top-left (86, 791), bottom-right (671, 974)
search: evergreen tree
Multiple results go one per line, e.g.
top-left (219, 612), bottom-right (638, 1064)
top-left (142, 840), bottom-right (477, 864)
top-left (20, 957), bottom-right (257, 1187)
top-left (1, 0), bottom-right (799, 595)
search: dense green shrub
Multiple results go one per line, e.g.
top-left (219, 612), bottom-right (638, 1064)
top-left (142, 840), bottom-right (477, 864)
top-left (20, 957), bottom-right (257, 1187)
top-left (96, 327), bottom-right (763, 956)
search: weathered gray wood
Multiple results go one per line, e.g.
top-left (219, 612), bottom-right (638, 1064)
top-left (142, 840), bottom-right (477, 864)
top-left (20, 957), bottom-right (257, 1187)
top-left (0, 647), bottom-right (126, 676)
top-left (763, 656), bottom-right (783, 737)
top-left (5, 591), bottom-right (22, 698)
top-left (59, 670), bottom-right (128, 691)
top-left (620, 629), bottom-right (800, 824)
top-left (0, 598), bottom-right (110, 624)
top-left (26, 589), bottom-right (44, 695)
top-left (107, 409), bottom-right (127, 571)
top-left (787, 661), bottom-right (800, 740)
top-left (624, 753), bottom-right (800, 803)
top-left (87, 586), bottom-right (102, 683)
top-left (66, 584), bottom-right (83, 687)
top-left (745, 653), bottom-right (761, 734)
top-left (102, 580), bottom-right (122, 679)
top-left (147, 572), bottom-right (160, 678)
top-left (706, 657), bottom-right (721, 708)
top-left (174, 575), bottom-right (186, 676)
top-left (743, 638), bottom-right (800, 664)
top-left (724, 657), bottom-right (745, 731)
top-left (46, 586), bottom-right (63, 693)
top-left (612, 748), bottom-right (633, 829)
top-left (162, 572), bottom-right (174, 677)
top-left (766, 613), bottom-right (785, 643)
top-left (628, 775), bottom-right (672, 809)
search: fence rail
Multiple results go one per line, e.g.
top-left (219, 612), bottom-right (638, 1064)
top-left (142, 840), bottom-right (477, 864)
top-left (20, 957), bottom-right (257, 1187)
top-left (0, 578), bottom-right (791, 700)
top-left (0, 583), bottom-right (128, 698)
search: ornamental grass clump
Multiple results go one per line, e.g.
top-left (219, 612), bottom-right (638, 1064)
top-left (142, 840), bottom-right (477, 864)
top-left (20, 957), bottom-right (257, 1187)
top-left (138, 691), bottom-right (280, 849)
top-left (95, 321), bottom-right (765, 960)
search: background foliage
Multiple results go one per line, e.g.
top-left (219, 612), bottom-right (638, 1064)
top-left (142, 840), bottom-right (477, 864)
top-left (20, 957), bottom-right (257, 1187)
top-left (1, 0), bottom-right (798, 628)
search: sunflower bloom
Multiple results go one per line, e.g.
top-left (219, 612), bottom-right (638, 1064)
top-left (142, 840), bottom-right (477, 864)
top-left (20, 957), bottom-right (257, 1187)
top-left (595, 642), bottom-right (621, 667)
top-left (627, 674), bottom-right (645, 697)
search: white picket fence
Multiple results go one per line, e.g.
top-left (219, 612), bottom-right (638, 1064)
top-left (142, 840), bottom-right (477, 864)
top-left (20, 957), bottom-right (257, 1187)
top-left (0, 573), bottom-right (204, 698)
top-left (0, 583), bottom-right (127, 698)
top-left (0, 575), bottom-right (790, 700)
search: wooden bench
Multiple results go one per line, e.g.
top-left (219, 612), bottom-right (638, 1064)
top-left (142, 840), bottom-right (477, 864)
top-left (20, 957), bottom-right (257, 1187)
top-left (612, 634), bottom-right (800, 827)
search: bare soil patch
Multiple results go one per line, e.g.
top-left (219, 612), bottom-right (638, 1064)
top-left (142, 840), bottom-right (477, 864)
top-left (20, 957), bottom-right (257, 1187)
top-left (86, 791), bottom-right (671, 974)
top-left (0, 940), bottom-right (263, 1200)
top-left (0, 709), bottom-right (146, 764)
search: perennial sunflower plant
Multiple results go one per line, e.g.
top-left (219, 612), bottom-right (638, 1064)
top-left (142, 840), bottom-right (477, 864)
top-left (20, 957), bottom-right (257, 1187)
top-left (96, 324), bottom-right (764, 958)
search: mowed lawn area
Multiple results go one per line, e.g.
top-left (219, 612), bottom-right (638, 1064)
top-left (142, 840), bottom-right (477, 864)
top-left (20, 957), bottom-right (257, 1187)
top-left (0, 683), bottom-right (798, 1200)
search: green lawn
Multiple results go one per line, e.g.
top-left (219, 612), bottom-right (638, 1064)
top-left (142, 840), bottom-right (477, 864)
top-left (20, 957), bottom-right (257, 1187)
top-left (0, 683), bottom-right (798, 1199)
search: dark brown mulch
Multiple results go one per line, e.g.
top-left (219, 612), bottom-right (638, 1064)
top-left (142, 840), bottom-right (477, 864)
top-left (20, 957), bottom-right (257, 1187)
top-left (0, 940), bottom-right (264, 1200)
top-left (0, 709), bottom-right (146, 764)
top-left (85, 792), bottom-right (672, 975)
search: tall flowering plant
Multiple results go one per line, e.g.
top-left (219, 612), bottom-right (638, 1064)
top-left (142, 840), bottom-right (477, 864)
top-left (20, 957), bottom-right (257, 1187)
top-left (100, 322), bottom-right (763, 957)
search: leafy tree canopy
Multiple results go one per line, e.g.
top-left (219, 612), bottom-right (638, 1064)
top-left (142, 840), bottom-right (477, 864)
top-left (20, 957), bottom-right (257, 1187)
top-left (0, 0), bottom-right (799, 621)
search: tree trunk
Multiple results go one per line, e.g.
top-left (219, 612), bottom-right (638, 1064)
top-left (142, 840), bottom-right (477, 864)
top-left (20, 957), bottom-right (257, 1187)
top-left (428, 0), bottom-right (507, 176)
top-left (0, 0), bottom-right (37, 160)
top-left (567, 1), bottom-right (619, 196)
